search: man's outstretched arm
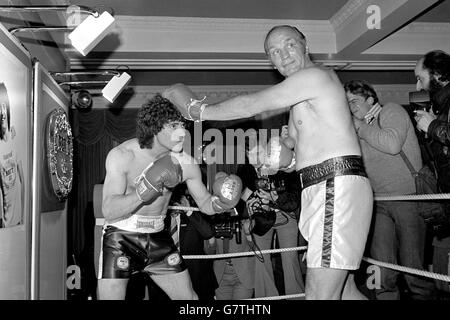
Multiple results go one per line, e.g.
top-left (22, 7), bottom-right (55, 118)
top-left (163, 67), bottom-right (331, 121)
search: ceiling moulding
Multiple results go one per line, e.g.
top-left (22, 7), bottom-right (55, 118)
top-left (329, 0), bottom-right (369, 32)
top-left (64, 15), bottom-right (336, 55)
top-left (88, 84), bottom-right (415, 109)
top-left (364, 22), bottom-right (450, 55)
top-left (69, 57), bottom-right (418, 70)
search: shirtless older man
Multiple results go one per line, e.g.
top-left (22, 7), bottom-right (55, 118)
top-left (98, 94), bottom-right (242, 300)
top-left (163, 25), bottom-right (373, 300)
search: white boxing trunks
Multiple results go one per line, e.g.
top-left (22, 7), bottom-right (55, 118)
top-left (298, 155), bottom-right (373, 270)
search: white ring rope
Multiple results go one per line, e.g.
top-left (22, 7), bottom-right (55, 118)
top-left (169, 192), bottom-right (450, 213)
top-left (245, 293), bottom-right (305, 300)
top-left (169, 193), bottom-right (450, 213)
top-left (168, 205), bottom-right (200, 211)
top-left (362, 257), bottom-right (450, 282)
top-left (183, 246), bottom-right (308, 260)
top-left (183, 246), bottom-right (450, 283)
top-left (374, 193), bottom-right (450, 201)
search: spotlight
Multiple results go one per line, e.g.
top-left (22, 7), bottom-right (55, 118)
top-left (0, 5), bottom-right (116, 56)
top-left (51, 69), bottom-right (132, 103)
top-left (101, 72), bottom-right (131, 103)
top-left (72, 90), bottom-right (92, 109)
top-left (68, 11), bottom-right (116, 56)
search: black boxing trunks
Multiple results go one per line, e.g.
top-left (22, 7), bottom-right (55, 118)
top-left (98, 225), bottom-right (186, 279)
top-left (297, 155), bottom-right (373, 269)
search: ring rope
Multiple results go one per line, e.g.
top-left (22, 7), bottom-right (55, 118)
top-left (169, 193), bottom-right (450, 212)
top-left (362, 257), bottom-right (450, 282)
top-left (168, 205), bottom-right (200, 211)
top-left (245, 293), bottom-right (305, 300)
top-left (183, 246), bottom-right (450, 283)
top-left (170, 195), bottom-right (450, 285)
top-left (374, 193), bottom-right (450, 201)
top-left (182, 246), bottom-right (307, 260)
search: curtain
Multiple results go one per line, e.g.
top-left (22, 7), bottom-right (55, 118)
top-left (68, 108), bottom-right (138, 261)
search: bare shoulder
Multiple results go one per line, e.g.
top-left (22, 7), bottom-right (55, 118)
top-left (105, 140), bottom-right (136, 172)
top-left (296, 66), bottom-right (335, 81)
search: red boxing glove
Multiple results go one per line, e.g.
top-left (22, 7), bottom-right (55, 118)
top-left (162, 83), bottom-right (206, 122)
top-left (211, 172), bottom-right (243, 212)
top-left (135, 154), bottom-right (183, 203)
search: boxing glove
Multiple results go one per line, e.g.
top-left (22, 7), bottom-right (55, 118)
top-left (264, 136), bottom-right (294, 171)
top-left (211, 172), bottom-right (243, 212)
top-left (135, 154), bottom-right (183, 203)
top-left (162, 83), bottom-right (206, 122)
top-left (282, 136), bottom-right (295, 149)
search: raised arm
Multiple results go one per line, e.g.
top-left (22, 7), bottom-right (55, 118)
top-left (102, 148), bottom-right (142, 221)
top-left (163, 67), bottom-right (332, 121)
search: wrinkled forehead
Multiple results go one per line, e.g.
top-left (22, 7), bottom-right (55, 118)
top-left (265, 27), bottom-right (305, 50)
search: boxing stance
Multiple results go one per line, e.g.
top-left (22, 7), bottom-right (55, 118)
top-left (163, 25), bottom-right (373, 300)
top-left (98, 94), bottom-right (242, 300)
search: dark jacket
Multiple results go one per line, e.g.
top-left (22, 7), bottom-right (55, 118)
top-left (427, 83), bottom-right (450, 192)
top-left (237, 163), bottom-right (301, 213)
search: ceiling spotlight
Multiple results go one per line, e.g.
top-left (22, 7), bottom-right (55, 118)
top-left (72, 90), bottom-right (92, 109)
top-left (101, 72), bottom-right (132, 103)
top-left (51, 69), bottom-right (131, 103)
top-left (68, 11), bottom-right (115, 56)
top-left (0, 5), bottom-right (116, 56)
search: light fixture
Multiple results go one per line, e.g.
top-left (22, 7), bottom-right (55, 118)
top-left (51, 70), bottom-right (131, 103)
top-left (72, 90), bottom-right (92, 109)
top-left (0, 5), bottom-right (115, 56)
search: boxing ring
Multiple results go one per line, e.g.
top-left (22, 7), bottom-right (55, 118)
top-left (175, 193), bottom-right (450, 300)
top-left (93, 185), bottom-right (450, 300)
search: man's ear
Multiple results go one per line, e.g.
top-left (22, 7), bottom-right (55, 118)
top-left (366, 96), bottom-right (375, 106)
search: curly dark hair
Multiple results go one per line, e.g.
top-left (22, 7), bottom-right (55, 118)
top-left (423, 50), bottom-right (450, 84)
top-left (136, 93), bottom-right (186, 149)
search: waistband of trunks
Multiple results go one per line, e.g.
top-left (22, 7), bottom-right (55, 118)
top-left (105, 214), bottom-right (165, 233)
top-left (297, 155), bottom-right (367, 189)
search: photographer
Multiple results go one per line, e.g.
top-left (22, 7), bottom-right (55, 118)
top-left (344, 80), bottom-right (436, 300)
top-left (414, 50), bottom-right (450, 293)
top-left (208, 202), bottom-right (256, 300)
top-left (238, 137), bottom-right (304, 299)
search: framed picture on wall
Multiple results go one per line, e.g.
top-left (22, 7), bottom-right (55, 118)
top-left (0, 22), bottom-right (32, 299)
top-left (0, 24), bottom-right (32, 230)
top-left (33, 61), bottom-right (72, 213)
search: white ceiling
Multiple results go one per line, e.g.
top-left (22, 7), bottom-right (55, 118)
top-left (5, 0), bottom-right (450, 71)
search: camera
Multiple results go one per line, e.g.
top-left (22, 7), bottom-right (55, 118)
top-left (211, 208), bottom-right (242, 244)
top-left (255, 177), bottom-right (286, 193)
top-left (409, 91), bottom-right (432, 112)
